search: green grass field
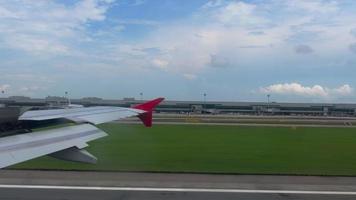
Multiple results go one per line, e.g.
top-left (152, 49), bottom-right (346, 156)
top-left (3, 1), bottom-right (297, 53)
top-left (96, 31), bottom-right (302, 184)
top-left (12, 123), bottom-right (356, 176)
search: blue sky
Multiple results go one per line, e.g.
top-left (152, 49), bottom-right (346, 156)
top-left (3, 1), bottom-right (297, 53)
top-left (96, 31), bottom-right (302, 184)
top-left (1, 0), bottom-right (356, 102)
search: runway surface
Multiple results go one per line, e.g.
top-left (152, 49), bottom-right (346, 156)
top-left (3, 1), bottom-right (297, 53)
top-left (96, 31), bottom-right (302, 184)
top-left (118, 113), bottom-right (356, 127)
top-left (118, 120), bottom-right (356, 127)
top-left (1, 186), bottom-right (356, 200)
top-left (2, 170), bottom-right (356, 199)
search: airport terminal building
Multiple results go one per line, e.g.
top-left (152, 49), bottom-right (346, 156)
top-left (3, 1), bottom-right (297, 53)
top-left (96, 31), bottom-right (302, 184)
top-left (1, 96), bottom-right (356, 117)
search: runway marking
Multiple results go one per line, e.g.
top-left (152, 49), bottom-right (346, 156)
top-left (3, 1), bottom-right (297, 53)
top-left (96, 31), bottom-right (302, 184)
top-left (0, 184), bottom-right (356, 195)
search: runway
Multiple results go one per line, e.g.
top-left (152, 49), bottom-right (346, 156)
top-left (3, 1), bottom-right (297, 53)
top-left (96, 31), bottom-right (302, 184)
top-left (2, 170), bottom-right (356, 199)
top-left (118, 113), bottom-right (356, 128)
top-left (1, 185), bottom-right (356, 200)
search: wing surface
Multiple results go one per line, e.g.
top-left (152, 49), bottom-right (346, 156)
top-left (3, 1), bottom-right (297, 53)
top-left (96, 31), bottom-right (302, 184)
top-left (19, 106), bottom-right (145, 125)
top-left (0, 124), bottom-right (107, 168)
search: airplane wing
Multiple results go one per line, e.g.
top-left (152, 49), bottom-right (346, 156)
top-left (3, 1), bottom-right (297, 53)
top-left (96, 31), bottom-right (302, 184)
top-left (0, 98), bottom-right (164, 169)
top-left (19, 106), bottom-right (145, 125)
top-left (0, 124), bottom-right (106, 169)
top-left (19, 97), bottom-right (164, 126)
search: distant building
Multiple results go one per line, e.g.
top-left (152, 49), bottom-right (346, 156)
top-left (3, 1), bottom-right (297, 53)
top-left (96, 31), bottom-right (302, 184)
top-left (45, 96), bottom-right (67, 106)
top-left (123, 97), bottom-right (135, 101)
top-left (81, 97), bottom-right (103, 101)
top-left (8, 96), bottom-right (31, 100)
top-left (1, 97), bottom-right (356, 117)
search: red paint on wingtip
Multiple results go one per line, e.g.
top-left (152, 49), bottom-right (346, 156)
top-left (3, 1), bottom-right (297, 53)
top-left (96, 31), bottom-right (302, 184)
top-left (133, 97), bottom-right (164, 111)
top-left (133, 97), bottom-right (164, 127)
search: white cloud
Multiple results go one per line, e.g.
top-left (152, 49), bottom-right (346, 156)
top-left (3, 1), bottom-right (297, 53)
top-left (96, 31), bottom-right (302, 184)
top-left (0, 0), bottom-right (114, 55)
top-left (151, 58), bottom-right (169, 70)
top-left (0, 0), bottom-right (356, 101)
top-left (202, 0), bottom-right (225, 8)
top-left (1, 0), bottom-right (355, 77)
top-left (203, 1), bottom-right (268, 27)
top-left (5, 34), bottom-right (69, 54)
top-left (112, 0), bottom-right (356, 78)
top-left (260, 83), bottom-right (354, 97)
top-left (285, 0), bottom-right (339, 14)
top-left (261, 83), bottom-right (328, 97)
top-left (333, 84), bottom-right (353, 96)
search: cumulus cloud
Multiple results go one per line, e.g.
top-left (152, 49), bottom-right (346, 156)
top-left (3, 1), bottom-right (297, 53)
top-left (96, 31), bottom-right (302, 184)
top-left (0, 0), bottom-right (114, 54)
top-left (261, 83), bottom-right (328, 97)
top-left (112, 0), bottom-right (355, 77)
top-left (203, 1), bottom-right (268, 27)
top-left (1, 0), bottom-right (354, 76)
top-left (333, 84), bottom-right (353, 96)
top-left (1, 0), bottom-right (356, 100)
top-left (260, 83), bottom-right (353, 97)
top-left (294, 44), bottom-right (313, 54)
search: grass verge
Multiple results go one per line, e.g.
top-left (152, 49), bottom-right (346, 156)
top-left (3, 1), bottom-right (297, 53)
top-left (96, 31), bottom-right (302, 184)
top-left (12, 123), bottom-right (356, 176)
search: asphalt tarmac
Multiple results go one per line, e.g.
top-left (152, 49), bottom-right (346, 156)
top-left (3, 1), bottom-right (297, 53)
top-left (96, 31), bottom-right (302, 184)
top-left (1, 187), bottom-right (356, 200)
top-left (1, 170), bottom-right (356, 199)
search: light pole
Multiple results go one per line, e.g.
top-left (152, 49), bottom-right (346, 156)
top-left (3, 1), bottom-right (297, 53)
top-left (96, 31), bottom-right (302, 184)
top-left (140, 92), bottom-right (143, 101)
top-left (0, 90), bottom-right (4, 107)
top-left (267, 94), bottom-right (271, 114)
top-left (203, 93), bottom-right (207, 110)
top-left (1, 90), bottom-right (5, 102)
top-left (65, 91), bottom-right (71, 105)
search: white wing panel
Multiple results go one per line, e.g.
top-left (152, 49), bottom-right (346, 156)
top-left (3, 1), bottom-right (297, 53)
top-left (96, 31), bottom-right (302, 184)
top-left (0, 124), bottom-right (107, 169)
top-left (19, 107), bottom-right (145, 125)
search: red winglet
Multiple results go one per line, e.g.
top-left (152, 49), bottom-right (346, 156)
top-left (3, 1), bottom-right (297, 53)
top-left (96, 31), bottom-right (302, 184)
top-left (133, 97), bottom-right (164, 127)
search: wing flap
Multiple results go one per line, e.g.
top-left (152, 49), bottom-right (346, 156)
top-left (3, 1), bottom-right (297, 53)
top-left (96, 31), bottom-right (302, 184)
top-left (49, 147), bottom-right (98, 164)
top-left (0, 124), bottom-right (107, 169)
